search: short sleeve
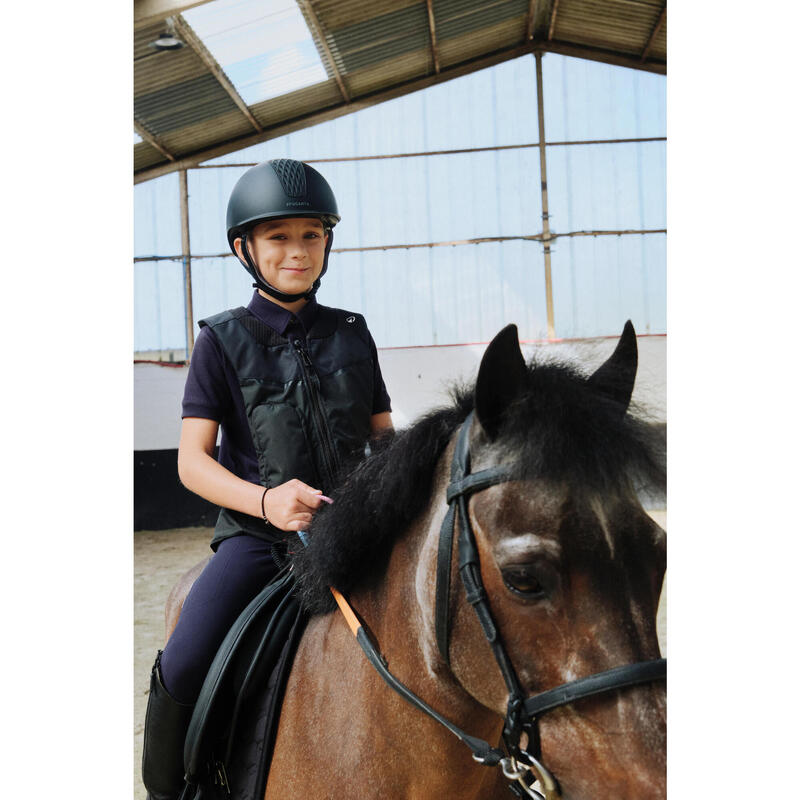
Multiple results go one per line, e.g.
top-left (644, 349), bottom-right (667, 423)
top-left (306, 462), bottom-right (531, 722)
top-left (181, 326), bottom-right (234, 421)
top-left (367, 332), bottom-right (392, 415)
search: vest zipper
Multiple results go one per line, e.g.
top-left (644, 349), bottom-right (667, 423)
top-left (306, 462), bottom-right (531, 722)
top-left (291, 338), bottom-right (339, 489)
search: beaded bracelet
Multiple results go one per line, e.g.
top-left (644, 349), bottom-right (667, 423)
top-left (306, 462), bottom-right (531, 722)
top-left (260, 487), bottom-right (270, 526)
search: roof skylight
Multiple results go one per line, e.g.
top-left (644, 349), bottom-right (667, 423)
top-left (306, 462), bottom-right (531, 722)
top-left (183, 0), bottom-right (328, 107)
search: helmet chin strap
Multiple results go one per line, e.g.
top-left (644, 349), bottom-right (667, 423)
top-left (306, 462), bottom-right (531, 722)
top-left (240, 229), bottom-right (334, 304)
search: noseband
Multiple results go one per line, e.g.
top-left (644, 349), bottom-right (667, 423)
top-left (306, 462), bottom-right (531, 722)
top-left (331, 411), bottom-right (666, 798)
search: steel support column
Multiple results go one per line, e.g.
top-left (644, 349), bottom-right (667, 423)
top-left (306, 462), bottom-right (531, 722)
top-left (534, 52), bottom-right (555, 339)
top-left (179, 169), bottom-right (195, 358)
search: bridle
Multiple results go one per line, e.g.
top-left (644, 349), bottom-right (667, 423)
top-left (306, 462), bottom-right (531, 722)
top-left (329, 411), bottom-right (666, 798)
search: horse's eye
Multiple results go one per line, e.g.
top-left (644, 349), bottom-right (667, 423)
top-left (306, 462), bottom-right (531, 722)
top-left (502, 566), bottom-right (546, 598)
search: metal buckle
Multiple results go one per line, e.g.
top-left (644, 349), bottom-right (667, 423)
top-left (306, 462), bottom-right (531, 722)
top-left (500, 752), bottom-right (560, 799)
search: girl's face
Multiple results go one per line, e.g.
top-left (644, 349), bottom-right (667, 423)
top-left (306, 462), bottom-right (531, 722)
top-left (235, 217), bottom-right (328, 298)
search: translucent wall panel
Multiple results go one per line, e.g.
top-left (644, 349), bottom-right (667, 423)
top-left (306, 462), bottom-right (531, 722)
top-left (546, 140), bottom-right (666, 233)
top-left (202, 54), bottom-right (539, 166)
top-left (316, 240), bottom-right (548, 348)
top-left (416, 55), bottom-right (538, 151)
top-left (187, 168), bottom-right (243, 255)
top-left (189, 150), bottom-right (543, 257)
top-left (543, 54), bottom-right (666, 141)
top-left (551, 233), bottom-right (665, 339)
top-left (190, 248), bottom-right (548, 350)
top-left (134, 172), bottom-right (181, 257)
top-left (190, 256), bottom-right (255, 326)
top-left (134, 259), bottom-right (186, 352)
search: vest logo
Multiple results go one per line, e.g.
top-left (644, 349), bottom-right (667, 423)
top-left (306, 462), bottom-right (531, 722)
top-left (346, 316), bottom-right (356, 323)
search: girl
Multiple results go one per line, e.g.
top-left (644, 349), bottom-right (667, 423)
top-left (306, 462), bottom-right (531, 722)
top-left (142, 159), bottom-right (393, 800)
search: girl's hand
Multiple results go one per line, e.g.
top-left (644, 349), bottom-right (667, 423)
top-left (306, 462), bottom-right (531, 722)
top-left (263, 479), bottom-right (326, 531)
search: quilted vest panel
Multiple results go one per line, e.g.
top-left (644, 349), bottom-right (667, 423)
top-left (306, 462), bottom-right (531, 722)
top-left (200, 305), bottom-right (374, 541)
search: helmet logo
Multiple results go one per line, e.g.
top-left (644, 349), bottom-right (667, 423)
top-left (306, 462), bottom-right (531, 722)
top-left (346, 316), bottom-right (356, 323)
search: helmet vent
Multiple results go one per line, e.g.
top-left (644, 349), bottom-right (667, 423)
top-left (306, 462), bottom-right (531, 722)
top-left (270, 159), bottom-right (308, 198)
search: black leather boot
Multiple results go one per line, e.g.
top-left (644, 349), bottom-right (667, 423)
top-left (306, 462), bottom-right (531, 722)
top-left (142, 651), bottom-right (195, 800)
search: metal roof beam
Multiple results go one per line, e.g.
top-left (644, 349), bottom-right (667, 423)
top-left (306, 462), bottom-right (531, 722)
top-left (538, 39), bottom-right (665, 72)
top-left (134, 0), bottom-right (214, 29)
top-left (525, 0), bottom-right (540, 40)
top-left (617, 0), bottom-right (665, 7)
top-left (296, 0), bottom-right (351, 103)
top-left (170, 14), bottom-right (263, 133)
top-left (426, 0), bottom-right (441, 73)
top-left (134, 120), bottom-right (176, 161)
top-left (135, 39), bottom-right (664, 184)
top-left (547, 0), bottom-right (561, 41)
top-left (640, 4), bottom-right (666, 62)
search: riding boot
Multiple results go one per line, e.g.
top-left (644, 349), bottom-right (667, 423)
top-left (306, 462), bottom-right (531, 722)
top-left (142, 651), bottom-right (195, 800)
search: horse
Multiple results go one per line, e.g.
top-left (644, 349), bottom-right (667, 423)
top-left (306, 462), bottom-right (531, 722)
top-left (167, 321), bottom-right (666, 799)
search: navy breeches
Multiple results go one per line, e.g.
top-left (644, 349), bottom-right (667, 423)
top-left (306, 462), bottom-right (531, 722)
top-left (159, 534), bottom-right (280, 704)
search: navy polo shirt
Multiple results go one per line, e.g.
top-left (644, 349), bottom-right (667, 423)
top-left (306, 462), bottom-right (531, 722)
top-left (182, 291), bottom-right (392, 485)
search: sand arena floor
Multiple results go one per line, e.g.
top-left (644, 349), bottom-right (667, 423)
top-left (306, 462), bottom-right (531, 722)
top-left (133, 511), bottom-right (666, 800)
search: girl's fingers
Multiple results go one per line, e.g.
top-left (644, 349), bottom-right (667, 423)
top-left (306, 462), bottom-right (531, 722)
top-left (298, 487), bottom-right (325, 508)
top-left (293, 479), bottom-right (320, 494)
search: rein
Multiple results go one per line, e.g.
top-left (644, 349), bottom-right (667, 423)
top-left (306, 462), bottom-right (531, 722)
top-left (325, 412), bottom-right (666, 799)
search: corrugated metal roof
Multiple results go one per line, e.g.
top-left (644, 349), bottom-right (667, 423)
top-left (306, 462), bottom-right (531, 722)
top-left (438, 15), bottom-right (531, 68)
top-left (134, 0), bottom-right (666, 182)
top-left (345, 50), bottom-right (432, 97)
top-left (135, 74), bottom-right (240, 135)
top-left (323, 4), bottom-right (430, 73)
top-left (435, 0), bottom-right (530, 41)
top-left (250, 78), bottom-right (344, 126)
top-left (311, 0), bottom-right (420, 31)
top-left (134, 141), bottom-right (165, 172)
top-left (555, 0), bottom-right (662, 56)
top-left (159, 109), bottom-right (255, 153)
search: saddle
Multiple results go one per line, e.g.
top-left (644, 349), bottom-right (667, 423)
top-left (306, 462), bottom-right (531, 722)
top-left (180, 566), bottom-right (307, 800)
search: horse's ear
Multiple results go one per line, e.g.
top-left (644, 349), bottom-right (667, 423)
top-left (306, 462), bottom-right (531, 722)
top-left (475, 324), bottom-right (527, 440)
top-left (587, 320), bottom-right (638, 412)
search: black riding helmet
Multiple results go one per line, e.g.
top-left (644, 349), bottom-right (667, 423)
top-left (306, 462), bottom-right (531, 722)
top-left (227, 158), bottom-right (340, 303)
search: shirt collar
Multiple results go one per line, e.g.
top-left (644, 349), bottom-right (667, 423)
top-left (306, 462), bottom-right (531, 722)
top-left (246, 290), bottom-right (320, 336)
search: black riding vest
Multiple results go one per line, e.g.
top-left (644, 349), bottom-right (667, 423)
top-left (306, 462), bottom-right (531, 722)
top-left (199, 305), bottom-right (375, 546)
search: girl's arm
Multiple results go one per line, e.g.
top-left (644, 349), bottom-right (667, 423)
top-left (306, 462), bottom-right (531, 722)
top-left (178, 417), bottom-right (324, 532)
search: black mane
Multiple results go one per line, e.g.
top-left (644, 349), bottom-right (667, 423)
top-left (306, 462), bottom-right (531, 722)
top-left (291, 357), bottom-right (665, 614)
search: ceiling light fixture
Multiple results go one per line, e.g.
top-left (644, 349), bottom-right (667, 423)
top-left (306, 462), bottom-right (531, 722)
top-left (151, 31), bottom-right (184, 51)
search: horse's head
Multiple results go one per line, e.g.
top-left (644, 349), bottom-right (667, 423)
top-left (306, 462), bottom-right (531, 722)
top-left (440, 323), bottom-right (666, 799)
top-left (291, 320), bottom-right (665, 798)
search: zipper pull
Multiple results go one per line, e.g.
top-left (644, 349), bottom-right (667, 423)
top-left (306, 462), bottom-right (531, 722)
top-left (214, 760), bottom-right (231, 796)
top-left (293, 338), bottom-right (313, 367)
